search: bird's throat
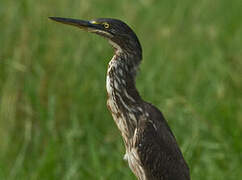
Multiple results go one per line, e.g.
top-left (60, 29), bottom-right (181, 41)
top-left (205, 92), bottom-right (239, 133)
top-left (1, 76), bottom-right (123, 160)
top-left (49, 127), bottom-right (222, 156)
top-left (106, 53), bottom-right (142, 138)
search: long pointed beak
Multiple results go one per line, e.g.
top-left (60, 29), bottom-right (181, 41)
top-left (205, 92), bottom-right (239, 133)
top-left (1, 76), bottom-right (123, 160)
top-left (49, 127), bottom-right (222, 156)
top-left (48, 17), bottom-right (97, 30)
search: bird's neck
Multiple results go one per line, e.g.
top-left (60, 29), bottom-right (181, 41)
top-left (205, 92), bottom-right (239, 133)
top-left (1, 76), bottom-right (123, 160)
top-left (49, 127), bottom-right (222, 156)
top-left (106, 51), bottom-right (143, 138)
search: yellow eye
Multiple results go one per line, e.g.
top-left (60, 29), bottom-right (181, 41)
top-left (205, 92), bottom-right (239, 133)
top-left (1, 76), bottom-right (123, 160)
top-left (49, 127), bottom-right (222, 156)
top-left (103, 22), bottom-right (110, 29)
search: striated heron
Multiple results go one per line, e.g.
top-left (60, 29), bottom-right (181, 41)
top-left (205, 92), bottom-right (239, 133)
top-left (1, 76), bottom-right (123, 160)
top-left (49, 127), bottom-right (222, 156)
top-left (49, 17), bottom-right (190, 180)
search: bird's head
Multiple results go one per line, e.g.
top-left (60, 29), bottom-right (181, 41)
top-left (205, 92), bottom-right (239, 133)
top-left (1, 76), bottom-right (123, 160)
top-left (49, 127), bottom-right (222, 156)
top-left (49, 17), bottom-right (142, 57)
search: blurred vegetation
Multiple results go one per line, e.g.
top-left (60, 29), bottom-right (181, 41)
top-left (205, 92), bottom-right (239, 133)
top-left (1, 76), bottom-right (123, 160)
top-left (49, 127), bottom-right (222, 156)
top-left (0, 0), bottom-right (242, 179)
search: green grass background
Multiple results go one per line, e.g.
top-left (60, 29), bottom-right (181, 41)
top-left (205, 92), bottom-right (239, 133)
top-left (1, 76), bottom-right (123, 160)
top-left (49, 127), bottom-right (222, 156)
top-left (0, 0), bottom-right (242, 179)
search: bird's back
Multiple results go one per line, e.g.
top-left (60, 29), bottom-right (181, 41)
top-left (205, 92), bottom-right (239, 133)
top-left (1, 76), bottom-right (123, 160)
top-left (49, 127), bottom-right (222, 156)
top-left (135, 102), bottom-right (190, 180)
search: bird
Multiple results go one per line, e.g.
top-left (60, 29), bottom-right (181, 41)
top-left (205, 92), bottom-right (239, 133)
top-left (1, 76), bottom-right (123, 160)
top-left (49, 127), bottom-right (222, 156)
top-left (49, 17), bottom-right (190, 180)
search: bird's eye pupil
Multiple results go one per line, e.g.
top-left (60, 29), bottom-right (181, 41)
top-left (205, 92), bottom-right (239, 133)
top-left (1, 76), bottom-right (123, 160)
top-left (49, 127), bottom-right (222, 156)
top-left (103, 22), bottom-right (109, 28)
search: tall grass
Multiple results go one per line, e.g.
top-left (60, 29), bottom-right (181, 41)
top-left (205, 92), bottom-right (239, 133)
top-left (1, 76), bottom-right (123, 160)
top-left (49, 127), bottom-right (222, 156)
top-left (0, 0), bottom-right (241, 179)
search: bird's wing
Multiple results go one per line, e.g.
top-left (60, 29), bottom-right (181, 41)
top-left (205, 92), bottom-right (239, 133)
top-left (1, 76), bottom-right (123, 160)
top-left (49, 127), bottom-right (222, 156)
top-left (135, 103), bottom-right (190, 180)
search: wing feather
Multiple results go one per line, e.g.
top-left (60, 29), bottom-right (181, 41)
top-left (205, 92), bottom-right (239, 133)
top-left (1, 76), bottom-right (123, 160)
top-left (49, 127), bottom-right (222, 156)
top-left (135, 103), bottom-right (190, 180)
